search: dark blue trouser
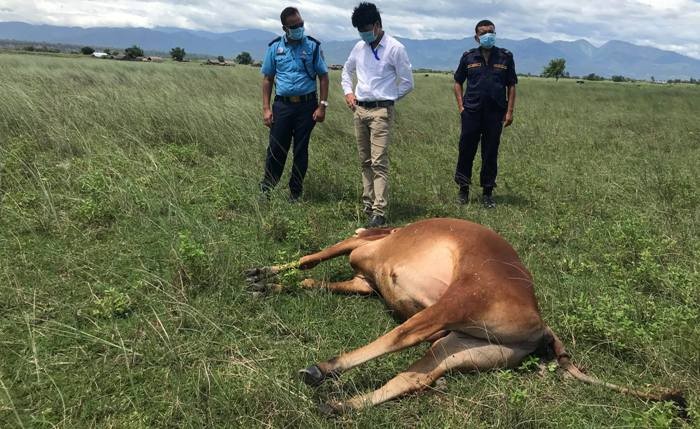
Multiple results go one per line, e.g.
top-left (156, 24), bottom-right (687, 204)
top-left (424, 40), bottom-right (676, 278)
top-left (261, 99), bottom-right (317, 195)
top-left (455, 105), bottom-right (505, 189)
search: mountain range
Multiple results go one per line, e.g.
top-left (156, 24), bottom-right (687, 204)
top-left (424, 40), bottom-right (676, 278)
top-left (2, 21), bottom-right (699, 80)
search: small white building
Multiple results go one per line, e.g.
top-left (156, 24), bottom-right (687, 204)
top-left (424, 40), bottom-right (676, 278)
top-left (91, 52), bottom-right (110, 58)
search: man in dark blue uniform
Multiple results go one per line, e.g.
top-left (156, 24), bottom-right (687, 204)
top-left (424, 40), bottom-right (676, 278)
top-left (260, 7), bottom-right (329, 201)
top-left (453, 19), bottom-right (517, 208)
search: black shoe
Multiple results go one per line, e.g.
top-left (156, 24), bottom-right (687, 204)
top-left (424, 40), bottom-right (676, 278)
top-left (458, 186), bottom-right (469, 205)
top-left (482, 194), bottom-right (496, 209)
top-left (367, 215), bottom-right (386, 228)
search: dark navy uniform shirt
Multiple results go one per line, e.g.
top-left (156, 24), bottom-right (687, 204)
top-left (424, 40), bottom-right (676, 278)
top-left (261, 35), bottom-right (328, 97)
top-left (454, 47), bottom-right (517, 111)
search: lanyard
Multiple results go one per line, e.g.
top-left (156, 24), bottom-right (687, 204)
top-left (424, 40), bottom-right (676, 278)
top-left (370, 45), bottom-right (380, 61)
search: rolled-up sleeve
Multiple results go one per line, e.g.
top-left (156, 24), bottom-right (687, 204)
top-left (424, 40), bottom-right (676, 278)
top-left (454, 56), bottom-right (467, 84)
top-left (341, 48), bottom-right (356, 95)
top-left (395, 46), bottom-right (414, 99)
top-left (314, 45), bottom-right (328, 75)
top-left (506, 54), bottom-right (518, 86)
top-left (261, 45), bottom-right (276, 76)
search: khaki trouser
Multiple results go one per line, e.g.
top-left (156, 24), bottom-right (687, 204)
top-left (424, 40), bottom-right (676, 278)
top-left (353, 105), bottom-right (395, 216)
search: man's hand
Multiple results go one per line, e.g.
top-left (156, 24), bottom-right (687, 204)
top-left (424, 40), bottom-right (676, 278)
top-left (345, 93), bottom-right (357, 111)
top-left (458, 105), bottom-right (465, 114)
top-left (503, 110), bottom-right (514, 127)
top-left (263, 107), bottom-right (274, 128)
top-left (312, 106), bottom-right (326, 123)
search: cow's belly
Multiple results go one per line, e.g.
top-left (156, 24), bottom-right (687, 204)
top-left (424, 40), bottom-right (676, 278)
top-left (351, 243), bottom-right (455, 320)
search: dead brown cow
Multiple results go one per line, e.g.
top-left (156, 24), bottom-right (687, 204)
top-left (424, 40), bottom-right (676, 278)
top-left (245, 218), bottom-right (685, 413)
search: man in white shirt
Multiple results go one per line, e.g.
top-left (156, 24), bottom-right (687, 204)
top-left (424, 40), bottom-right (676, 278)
top-left (341, 2), bottom-right (414, 227)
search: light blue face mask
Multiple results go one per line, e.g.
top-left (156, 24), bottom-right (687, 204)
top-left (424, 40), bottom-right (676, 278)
top-left (479, 32), bottom-right (496, 49)
top-left (287, 27), bottom-right (305, 40)
top-left (360, 29), bottom-right (377, 44)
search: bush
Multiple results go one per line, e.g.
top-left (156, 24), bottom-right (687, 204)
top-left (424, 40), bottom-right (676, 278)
top-left (170, 47), bottom-right (186, 62)
top-left (235, 51), bottom-right (253, 65)
top-left (81, 46), bottom-right (95, 55)
top-left (125, 45), bottom-right (144, 59)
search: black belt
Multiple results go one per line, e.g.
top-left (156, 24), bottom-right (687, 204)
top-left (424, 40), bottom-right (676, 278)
top-left (275, 92), bottom-right (317, 103)
top-left (357, 100), bottom-right (394, 108)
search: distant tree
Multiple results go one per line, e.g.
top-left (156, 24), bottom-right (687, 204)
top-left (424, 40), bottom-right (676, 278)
top-left (170, 47), bottom-right (186, 62)
top-left (583, 73), bottom-right (604, 81)
top-left (542, 58), bottom-right (566, 81)
top-left (104, 48), bottom-right (112, 55)
top-left (80, 46), bottom-right (95, 55)
top-left (611, 75), bottom-right (627, 82)
top-left (650, 76), bottom-right (655, 82)
top-left (235, 51), bottom-right (253, 65)
top-left (217, 55), bottom-right (226, 63)
top-left (124, 45), bottom-right (144, 59)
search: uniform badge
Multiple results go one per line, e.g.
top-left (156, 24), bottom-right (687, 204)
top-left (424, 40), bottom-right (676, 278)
top-left (467, 63), bottom-right (481, 69)
top-left (276, 47), bottom-right (284, 55)
top-left (494, 64), bottom-right (508, 70)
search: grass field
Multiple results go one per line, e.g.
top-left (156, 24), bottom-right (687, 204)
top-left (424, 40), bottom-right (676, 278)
top-left (1, 52), bottom-right (699, 428)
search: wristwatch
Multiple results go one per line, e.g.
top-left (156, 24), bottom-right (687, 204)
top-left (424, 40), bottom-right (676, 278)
top-left (320, 100), bottom-right (329, 107)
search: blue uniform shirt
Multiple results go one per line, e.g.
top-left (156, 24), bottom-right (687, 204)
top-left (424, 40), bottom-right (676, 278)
top-left (454, 46), bottom-right (517, 111)
top-left (261, 35), bottom-right (328, 97)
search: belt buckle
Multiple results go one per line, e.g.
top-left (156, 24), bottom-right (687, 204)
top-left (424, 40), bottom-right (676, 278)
top-left (290, 95), bottom-right (301, 103)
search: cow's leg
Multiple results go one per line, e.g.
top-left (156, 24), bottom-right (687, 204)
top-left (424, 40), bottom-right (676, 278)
top-left (324, 332), bottom-right (532, 413)
top-left (300, 304), bottom-right (446, 386)
top-left (245, 235), bottom-right (369, 293)
top-left (300, 276), bottom-right (374, 295)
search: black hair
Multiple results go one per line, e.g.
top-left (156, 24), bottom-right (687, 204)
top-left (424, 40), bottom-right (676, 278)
top-left (475, 19), bottom-right (495, 34)
top-left (351, 2), bottom-right (382, 29)
top-left (280, 7), bottom-right (300, 26)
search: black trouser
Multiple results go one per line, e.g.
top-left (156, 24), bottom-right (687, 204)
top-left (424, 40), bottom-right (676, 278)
top-left (455, 104), bottom-right (505, 189)
top-left (261, 98), bottom-right (317, 195)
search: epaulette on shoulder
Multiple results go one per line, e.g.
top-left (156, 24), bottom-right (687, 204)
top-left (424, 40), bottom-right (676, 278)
top-left (268, 36), bottom-right (282, 46)
top-left (306, 35), bottom-right (321, 46)
top-left (463, 47), bottom-right (478, 57)
top-left (500, 48), bottom-right (513, 56)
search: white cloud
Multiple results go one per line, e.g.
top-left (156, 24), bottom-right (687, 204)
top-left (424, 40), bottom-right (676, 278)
top-left (1, 0), bottom-right (699, 59)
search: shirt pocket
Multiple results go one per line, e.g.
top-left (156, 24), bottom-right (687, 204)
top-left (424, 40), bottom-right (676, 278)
top-left (276, 54), bottom-right (297, 73)
top-left (467, 63), bottom-right (483, 83)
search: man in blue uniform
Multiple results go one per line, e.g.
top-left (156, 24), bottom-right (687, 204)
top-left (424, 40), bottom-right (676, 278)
top-left (453, 19), bottom-right (517, 208)
top-left (260, 7), bottom-right (329, 201)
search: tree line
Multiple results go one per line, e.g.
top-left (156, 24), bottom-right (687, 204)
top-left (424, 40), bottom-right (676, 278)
top-left (80, 44), bottom-right (255, 65)
top-left (540, 58), bottom-right (699, 84)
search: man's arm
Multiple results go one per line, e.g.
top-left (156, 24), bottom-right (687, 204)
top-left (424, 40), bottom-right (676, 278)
top-left (262, 75), bottom-right (274, 128)
top-left (260, 45), bottom-right (276, 128)
top-left (453, 82), bottom-right (464, 112)
top-left (313, 73), bottom-right (329, 122)
top-left (341, 48), bottom-right (358, 110)
top-left (504, 85), bottom-right (516, 127)
top-left (395, 46), bottom-right (414, 99)
top-left (453, 56), bottom-right (467, 113)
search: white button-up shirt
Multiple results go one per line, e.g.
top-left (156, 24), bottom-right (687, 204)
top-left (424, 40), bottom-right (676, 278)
top-left (341, 34), bottom-right (414, 101)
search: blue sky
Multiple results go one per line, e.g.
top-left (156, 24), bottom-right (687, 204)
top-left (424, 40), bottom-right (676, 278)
top-left (1, 0), bottom-right (699, 59)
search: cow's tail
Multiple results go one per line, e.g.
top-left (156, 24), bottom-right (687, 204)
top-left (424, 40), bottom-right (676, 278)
top-left (543, 326), bottom-right (687, 418)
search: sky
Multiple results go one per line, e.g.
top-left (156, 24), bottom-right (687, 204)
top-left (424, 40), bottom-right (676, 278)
top-left (1, 0), bottom-right (700, 59)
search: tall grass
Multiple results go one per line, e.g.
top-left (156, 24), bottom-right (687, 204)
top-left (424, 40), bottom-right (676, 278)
top-left (1, 52), bottom-right (699, 427)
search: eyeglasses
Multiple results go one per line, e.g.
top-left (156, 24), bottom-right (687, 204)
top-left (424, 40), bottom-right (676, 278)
top-left (287, 21), bottom-right (304, 30)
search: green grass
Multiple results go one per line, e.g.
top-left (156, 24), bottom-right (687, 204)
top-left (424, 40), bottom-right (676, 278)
top-left (0, 52), bottom-right (698, 428)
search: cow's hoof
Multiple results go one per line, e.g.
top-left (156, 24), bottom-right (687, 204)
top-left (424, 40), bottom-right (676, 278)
top-left (318, 401), bottom-right (344, 416)
top-left (299, 365), bottom-right (326, 387)
top-left (244, 266), bottom-right (276, 283)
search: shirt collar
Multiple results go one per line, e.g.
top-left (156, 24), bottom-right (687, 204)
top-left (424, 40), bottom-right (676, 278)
top-left (283, 34), bottom-right (306, 45)
top-left (366, 33), bottom-right (387, 49)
